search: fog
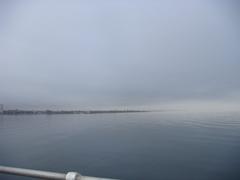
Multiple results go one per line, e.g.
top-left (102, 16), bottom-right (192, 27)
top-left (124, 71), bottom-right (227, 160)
top-left (0, 1), bottom-right (240, 110)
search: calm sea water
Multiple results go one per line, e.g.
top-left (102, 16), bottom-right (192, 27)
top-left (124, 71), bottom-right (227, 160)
top-left (0, 111), bottom-right (240, 180)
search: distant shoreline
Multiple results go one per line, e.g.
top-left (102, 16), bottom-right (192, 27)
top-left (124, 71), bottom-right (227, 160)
top-left (1, 109), bottom-right (149, 115)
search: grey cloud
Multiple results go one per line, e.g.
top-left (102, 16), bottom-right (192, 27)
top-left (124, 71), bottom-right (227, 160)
top-left (0, 0), bottom-right (240, 109)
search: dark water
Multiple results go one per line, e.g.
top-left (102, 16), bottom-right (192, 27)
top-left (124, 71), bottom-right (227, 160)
top-left (0, 111), bottom-right (240, 180)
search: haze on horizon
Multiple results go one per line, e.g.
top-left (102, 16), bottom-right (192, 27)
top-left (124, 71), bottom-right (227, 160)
top-left (0, 0), bottom-right (240, 111)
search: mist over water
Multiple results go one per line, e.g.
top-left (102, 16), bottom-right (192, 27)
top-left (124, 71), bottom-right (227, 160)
top-left (1, 111), bottom-right (240, 180)
top-left (0, 1), bottom-right (240, 180)
top-left (0, 1), bottom-right (240, 110)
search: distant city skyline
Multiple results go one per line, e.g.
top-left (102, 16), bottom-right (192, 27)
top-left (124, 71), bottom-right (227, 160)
top-left (0, 1), bottom-right (240, 111)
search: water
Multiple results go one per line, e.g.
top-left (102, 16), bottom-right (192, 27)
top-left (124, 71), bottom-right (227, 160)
top-left (0, 111), bottom-right (240, 180)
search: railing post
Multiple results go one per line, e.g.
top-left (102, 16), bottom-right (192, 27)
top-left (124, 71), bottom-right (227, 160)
top-left (66, 172), bottom-right (81, 180)
top-left (0, 165), bottom-right (116, 180)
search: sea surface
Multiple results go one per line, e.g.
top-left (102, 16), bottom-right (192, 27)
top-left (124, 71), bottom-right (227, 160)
top-left (0, 111), bottom-right (240, 180)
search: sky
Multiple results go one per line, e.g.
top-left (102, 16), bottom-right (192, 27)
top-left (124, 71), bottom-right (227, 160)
top-left (0, 0), bottom-right (240, 111)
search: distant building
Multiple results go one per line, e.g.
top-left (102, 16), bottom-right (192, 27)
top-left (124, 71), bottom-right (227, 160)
top-left (0, 104), bottom-right (3, 114)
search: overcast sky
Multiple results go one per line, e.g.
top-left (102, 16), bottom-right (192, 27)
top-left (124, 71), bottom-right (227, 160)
top-left (0, 0), bottom-right (240, 110)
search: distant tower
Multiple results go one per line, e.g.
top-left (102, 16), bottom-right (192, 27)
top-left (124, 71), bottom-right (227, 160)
top-left (0, 104), bottom-right (3, 114)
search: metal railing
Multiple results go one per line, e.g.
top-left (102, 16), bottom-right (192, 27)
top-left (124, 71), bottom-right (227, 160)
top-left (0, 165), bottom-right (116, 180)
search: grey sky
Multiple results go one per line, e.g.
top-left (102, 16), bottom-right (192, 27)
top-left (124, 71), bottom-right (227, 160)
top-left (0, 0), bottom-right (240, 110)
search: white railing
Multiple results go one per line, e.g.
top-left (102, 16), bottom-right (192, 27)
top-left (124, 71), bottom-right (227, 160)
top-left (0, 165), bottom-right (117, 180)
